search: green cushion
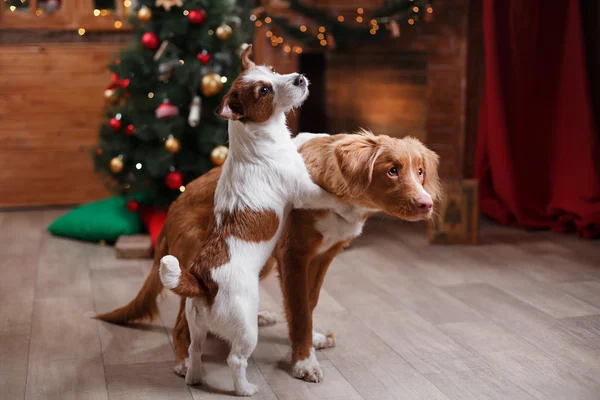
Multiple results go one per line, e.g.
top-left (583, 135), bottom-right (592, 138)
top-left (48, 197), bottom-right (143, 242)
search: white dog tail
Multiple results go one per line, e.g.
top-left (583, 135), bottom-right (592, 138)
top-left (159, 255), bottom-right (203, 298)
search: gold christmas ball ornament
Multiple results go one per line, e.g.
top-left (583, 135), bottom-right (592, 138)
top-left (210, 145), bottom-right (228, 166)
top-left (201, 73), bottom-right (223, 97)
top-left (165, 136), bottom-right (181, 153)
top-left (104, 88), bottom-right (119, 104)
top-left (215, 24), bottom-right (233, 40)
top-left (137, 6), bottom-right (152, 22)
top-left (109, 156), bottom-right (124, 173)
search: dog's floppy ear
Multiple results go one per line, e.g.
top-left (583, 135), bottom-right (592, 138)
top-left (334, 133), bottom-right (381, 197)
top-left (241, 44), bottom-right (255, 72)
top-left (215, 93), bottom-right (244, 120)
top-left (422, 145), bottom-right (442, 205)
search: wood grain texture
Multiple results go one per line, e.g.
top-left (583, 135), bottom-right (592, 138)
top-left (1, 209), bottom-right (600, 399)
top-left (0, 44), bottom-right (117, 208)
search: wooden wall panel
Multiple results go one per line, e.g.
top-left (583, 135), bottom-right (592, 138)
top-left (0, 44), bottom-right (120, 208)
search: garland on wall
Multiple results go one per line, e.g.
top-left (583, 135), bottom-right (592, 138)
top-left (251, 0), bottom-right (435, 53)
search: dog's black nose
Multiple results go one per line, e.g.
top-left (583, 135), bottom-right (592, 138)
top-left (293, 74), bottom-right (306, 87)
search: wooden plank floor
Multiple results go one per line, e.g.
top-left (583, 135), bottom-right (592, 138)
top-left (1, 208), bottom-right (599, 400)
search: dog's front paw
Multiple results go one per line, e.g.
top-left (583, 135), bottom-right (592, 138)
top-left (313, 331), bottom-right (336, 350)
top-left (292, 350), bottom-right (323, 383)
top-left (235, 382), bottom-right (258, 397)
top-left (173, 359), bottom-right (188, 377)
top-left (258, 310), bottom-right (278, 326)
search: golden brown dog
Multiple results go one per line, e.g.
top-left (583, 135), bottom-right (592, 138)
top-left (94, 130), bottom-right (441, 383)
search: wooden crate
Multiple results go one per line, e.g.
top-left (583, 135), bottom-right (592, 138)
top-left (428, 179), bottom-right (479, 245)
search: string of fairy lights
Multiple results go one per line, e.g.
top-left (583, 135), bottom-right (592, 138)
top-left (251, 1), bottom-right (434, 54)
top-left (3, 0), bottom-right (131, 32)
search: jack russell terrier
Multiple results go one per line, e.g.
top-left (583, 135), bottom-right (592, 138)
top-left (156, 46), bottom-right (354, 395)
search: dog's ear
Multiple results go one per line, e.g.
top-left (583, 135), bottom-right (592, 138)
top-left (241, 44), bottom-right (255, 72)
top-left (334, 134), bottom-right (381, 197)
top-left (215, 93), bottom-right (244, 120)
top-left (422, 145), bottom-right (442, 205)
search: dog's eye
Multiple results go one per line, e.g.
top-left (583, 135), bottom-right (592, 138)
top-left (418, 168), bottom-right (423, 176)
top-left (387, 167), bottom-right (398, 178)
top-left (270, 66), bottom-right (276, 73)
top-left (259, 86), bottom-right (270, 96)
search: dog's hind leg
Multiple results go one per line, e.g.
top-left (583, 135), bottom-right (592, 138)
top-left (184, 299), bottom-right (208, 386)
top-left (227, 333), bottom-right (258, 396)
top-left (223, 298), bottom-right (259, 396)
top-left (173, 297), bottom-right (191, 377)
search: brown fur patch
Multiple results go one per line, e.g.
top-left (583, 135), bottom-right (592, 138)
top-left (215, 45), bottom-right (276, 123)
top-left (185, 208), bottom-right (279, 303)
top-left (159, 167), bottom-right (279, 304)
top-left (216, 79), bottom-right (275, 123)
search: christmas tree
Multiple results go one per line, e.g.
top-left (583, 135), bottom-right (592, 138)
top-left (94, 0), bottom-right (250, 210)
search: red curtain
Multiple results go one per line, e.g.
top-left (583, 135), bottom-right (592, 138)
top-left (474, 0), bottom-right (600, 238)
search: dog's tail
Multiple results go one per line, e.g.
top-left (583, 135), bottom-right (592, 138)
top-left (159, 255), bottom-right (204, 298)
top-left (92, 231), bottom-right (168, 323)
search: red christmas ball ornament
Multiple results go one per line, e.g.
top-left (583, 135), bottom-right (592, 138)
top-left (141, 32), bottom-right (159, 50)
top-left (155, 99), bottom-right (179, 120)
top-left (96, 148), bottom-right (103, 155)
top-left (165, 171), bottom-right (183, 190)
top-left (126, 199), bottom-right (139, 213)
top-left (197, 50), bottom-right (211, 64)
top-left (188, 9), bottom-right (206, 25)
top-left (125, 124), bottom-right (135, 136)
top-left (109, 117), bottom-right (122, 131)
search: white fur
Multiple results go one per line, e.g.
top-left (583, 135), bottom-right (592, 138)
top-left (164, 69), bottom-right (351, 396)
top-left (257, 310), bottom-right (278, 326)
top-left (159, 255), bottom-right (181, 290)
top-left (314, 211), bottom-right (366, 254)
top-left (312, 330), bottom-right (336, 349)
top-left (293, 132), bottom-right (330, 149)
top-left (292, 348), bottom-right (323, 383)
top-left (408, 153), bottom-right (432, 201)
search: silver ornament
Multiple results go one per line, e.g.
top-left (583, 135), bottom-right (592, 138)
top-left (188, 95), bottom-right (202, 127)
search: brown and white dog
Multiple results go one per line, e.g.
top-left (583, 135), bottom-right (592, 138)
top-left (93, 130), bottom-right (441, 385)
top-left (150, 46), bottom-right (354, 396)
